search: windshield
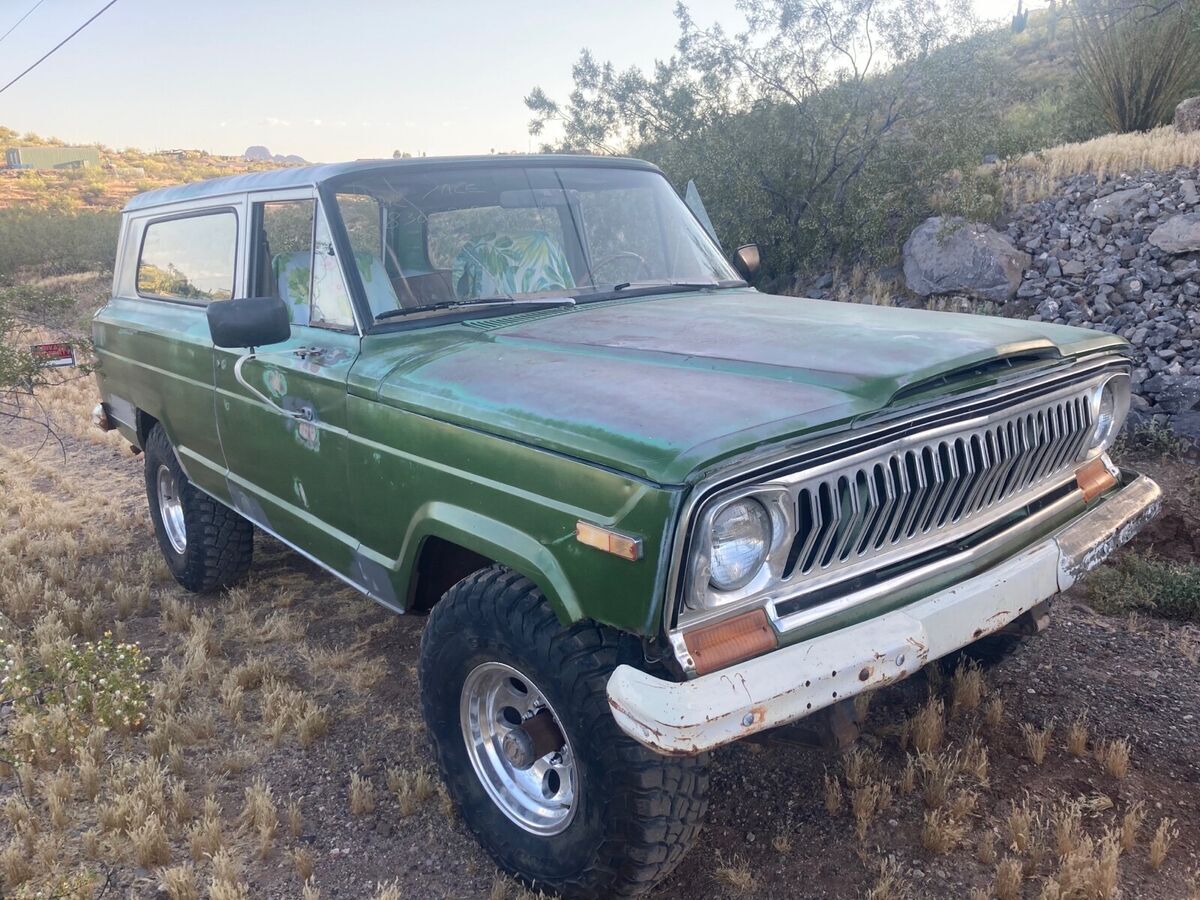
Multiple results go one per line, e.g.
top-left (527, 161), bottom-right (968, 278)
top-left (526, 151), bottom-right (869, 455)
top-left (327, 163), bottom-right (742, 318)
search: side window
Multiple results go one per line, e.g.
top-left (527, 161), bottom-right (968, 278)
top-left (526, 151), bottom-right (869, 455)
top-left (252, 200), bottom-right (316, 325)
top-left (310, 210), bottom-right (357, 330)
top-left (137, 212), bottom-right (237, 302)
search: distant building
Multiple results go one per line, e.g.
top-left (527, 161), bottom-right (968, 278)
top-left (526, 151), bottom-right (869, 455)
top-left (5, 146), bottom-right (101, 170)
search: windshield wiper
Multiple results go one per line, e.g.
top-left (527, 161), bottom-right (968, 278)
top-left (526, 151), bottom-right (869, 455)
top-left (375, 296), bottom-right (575, 321)
top-left (574, 282), bottom-right (722, 303)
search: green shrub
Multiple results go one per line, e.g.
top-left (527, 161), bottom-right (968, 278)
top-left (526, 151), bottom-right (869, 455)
top-left (1072, 0), bottom-right (1200, 133)
top-left (1087, 555), bottom-right (1200, 622)
top-left (0, 208), bottom-right (120, 278)
top-left (1, 632), bottom-right (150, 765)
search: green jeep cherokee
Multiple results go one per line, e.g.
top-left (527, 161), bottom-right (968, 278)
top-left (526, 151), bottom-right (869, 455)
top-left (92, 155), bottom-right (1160, 897)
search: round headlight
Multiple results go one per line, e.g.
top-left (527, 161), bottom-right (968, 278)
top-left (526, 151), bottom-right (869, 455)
top-left (708, 499), bottom-right (771, 591)
top-left (1088, 376), bottom-right (1129, 452)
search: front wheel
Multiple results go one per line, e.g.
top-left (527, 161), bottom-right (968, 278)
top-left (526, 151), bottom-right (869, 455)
top-left (144, 424), bottom-right (253, 593)
top-left (420, 566), bottom-right (708, 898)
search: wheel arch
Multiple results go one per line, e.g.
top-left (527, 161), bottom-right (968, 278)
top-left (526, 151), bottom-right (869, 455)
top-left (399, 503), bottom-right (583, 625)
top-left (135, 407), bottom-right (160, 450)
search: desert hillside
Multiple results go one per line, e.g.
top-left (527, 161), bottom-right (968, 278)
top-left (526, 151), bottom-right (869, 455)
top-left (0, 126), bottom-right (292, 212)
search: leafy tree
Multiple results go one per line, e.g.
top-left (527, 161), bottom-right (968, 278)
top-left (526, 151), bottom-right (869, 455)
top-left (527, 0), bottom-right (993, 280)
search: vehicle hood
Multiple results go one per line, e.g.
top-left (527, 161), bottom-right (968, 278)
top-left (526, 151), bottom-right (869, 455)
top-left (358, 289), bottom-right (1126, 484)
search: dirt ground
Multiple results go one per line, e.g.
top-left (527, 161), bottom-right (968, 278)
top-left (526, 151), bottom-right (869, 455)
top-left (2, 292), bottom-right (1199, 898)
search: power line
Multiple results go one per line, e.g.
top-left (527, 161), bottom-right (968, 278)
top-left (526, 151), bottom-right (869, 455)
top-left (0, 0), bottom-right (120, 97)
top-left (0, 0), bottom-right (46, 47)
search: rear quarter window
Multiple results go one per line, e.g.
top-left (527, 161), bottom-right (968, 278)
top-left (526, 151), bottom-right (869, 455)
top-left (137, 211), bottom-right (238, 302)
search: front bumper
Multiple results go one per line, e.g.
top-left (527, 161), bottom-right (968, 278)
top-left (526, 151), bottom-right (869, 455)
top-left (607, 472), bottom-right (1161, 756)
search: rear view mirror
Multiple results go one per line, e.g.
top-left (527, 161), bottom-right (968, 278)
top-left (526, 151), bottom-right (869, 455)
top-left (732, 244), bottom-right (761, 282)
top-left (206, 296), bottom-right (291, 349)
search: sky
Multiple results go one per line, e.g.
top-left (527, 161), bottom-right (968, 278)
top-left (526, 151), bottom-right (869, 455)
top-left (0, 0), bottom-right (1033, 162)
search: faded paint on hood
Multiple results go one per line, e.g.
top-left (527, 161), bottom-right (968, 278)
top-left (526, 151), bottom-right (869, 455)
top-left (355, 289), bottom-right (1126, 484)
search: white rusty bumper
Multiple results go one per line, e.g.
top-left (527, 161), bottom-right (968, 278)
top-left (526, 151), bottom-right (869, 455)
top-left (608, 473), bottom-right (1161, 756)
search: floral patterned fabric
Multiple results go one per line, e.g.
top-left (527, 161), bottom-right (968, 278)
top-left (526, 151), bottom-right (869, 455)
top-left (274, 250), bottom-right (398, 323)
top-left (452, 230), bottom-right (575, 300)
top-left (273, 251), bottom-right (312, 325)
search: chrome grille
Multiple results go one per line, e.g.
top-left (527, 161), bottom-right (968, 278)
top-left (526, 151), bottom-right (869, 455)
top-left (781, 389), bottom-right (1094, 583)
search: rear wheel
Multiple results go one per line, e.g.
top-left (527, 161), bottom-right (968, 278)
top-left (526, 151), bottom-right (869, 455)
top-left (420, 566), bottom-right (709, 898)
top-left (144, 424), bottom-right (253, 592)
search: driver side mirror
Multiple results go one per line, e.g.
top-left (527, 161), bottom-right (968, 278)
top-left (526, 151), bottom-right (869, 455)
top-left (732, 244), bottom-right (761, 282)
top-left (206, 296), bottom-right (291, 349)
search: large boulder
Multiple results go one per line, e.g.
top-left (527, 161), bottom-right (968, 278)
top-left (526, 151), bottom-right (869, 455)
top-left (902, 216), bottom-right (1030, 302)
top-left (1175, 96), bottom-right (1200, 134)
top-left (1085, 186), bottom-right (1147, 221)
top-left (1148, 213), bottom-right (1200, 254)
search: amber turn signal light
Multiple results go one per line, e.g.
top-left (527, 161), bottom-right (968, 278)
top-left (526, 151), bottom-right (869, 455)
top-left (1076, 457), bottom-right (1117, 502)
top-left (575, 520), bottom-right (643, 561)
top-left (683, 608), bottom-right (778, 675)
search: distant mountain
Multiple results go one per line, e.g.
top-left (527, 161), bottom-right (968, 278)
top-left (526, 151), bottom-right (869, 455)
top-left (244, 145), bottom-right (307, 165)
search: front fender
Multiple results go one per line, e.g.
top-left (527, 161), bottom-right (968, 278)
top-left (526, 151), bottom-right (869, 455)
top-left (397, 502), bottom-right (583, 623)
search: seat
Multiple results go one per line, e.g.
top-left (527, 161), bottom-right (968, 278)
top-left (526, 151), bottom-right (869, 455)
top-left (273, 251), bottom-right (312, 325)
top-left (275, 250), bottom-right (401, 322)
top-left (451, 230), bottom-right (575, 300)
top-left (350, 252), bottom-right (401, 317)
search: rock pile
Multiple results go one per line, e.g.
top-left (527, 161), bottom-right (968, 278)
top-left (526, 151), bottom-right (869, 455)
top-left (1006, 167), bottom-right (1200, 443)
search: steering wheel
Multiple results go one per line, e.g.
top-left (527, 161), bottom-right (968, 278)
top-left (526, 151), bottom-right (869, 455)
top-left (589, 250), bottom-right (651, 284)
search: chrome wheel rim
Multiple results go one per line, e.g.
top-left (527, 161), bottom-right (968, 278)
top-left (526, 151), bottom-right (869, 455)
top-left (156, 464), bottom-right (186, 554)
top-left (460, 661), bottom-right (576, 835)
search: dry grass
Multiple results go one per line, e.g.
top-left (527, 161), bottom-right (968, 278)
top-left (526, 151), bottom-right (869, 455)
top-left (864, 856), bottom-right (909, 900)
top-left (1003, 126), bottom-right (1200, 204)
top-left (1066, 713), bottom-right (1090, 759)
top-left (1021, 721), bottom-right (1054, 766)
top-left (983, 696), bottom-right (1004, 729)
top-left (1046, 830), bottom-right (1122, 900)
top-left (919, 750), bottom-right (960, 810)
top-left (851, 782), bottom-right (883, 841)
top-left (1149, 817), bottom-right (1179, 870)
top-left (388, 766), bottom-right (436, 818)
top-left (1120, 800), bottom-right (1146, 853)
top-left (898, 756), bottom-right (917, 796)
top-left (159, 862), bottom-right (200, 900)
top-left (292, 847), bottom-right (315, 882)
top-left (922, 807), bottom-right (969, 854)
top-left (823, 768), bottom-right (843, 816)
top-left (993, 856), bottom-right (1024, 900)
top-left (960, 734), bottom-right (989, 787)
top-left (1050, 798), bottom-right (1084, 859)
top-left (713, 853), bottom-right (757, 894)
top-left (950, 659), bottom-right (986, 714)
top-left (977, 829), bottom-right (997, 865)
top-left (349, 771), bottom-right (376, 816)
top-left (287, 798), bottom-right (303, 839)
top-left (1005, 797), bottom-right (1039, 856)
top-left (911, 697), bottom-right (946, 755)
top-left (1096, 738), bottom-right (1132, 780)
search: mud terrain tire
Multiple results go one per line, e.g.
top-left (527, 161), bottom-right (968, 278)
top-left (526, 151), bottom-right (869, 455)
top-left (144, 424), bottom-right (253, 592)
top-left (420, 565), bottom-right (709, 898)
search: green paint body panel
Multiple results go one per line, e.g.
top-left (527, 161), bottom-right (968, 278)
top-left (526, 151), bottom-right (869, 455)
top-left (93, 278), bottom-right (1127, 640)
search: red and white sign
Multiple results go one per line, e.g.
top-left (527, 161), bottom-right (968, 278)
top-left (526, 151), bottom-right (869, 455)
top-left (30, 342), bottom-right (76, 368)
